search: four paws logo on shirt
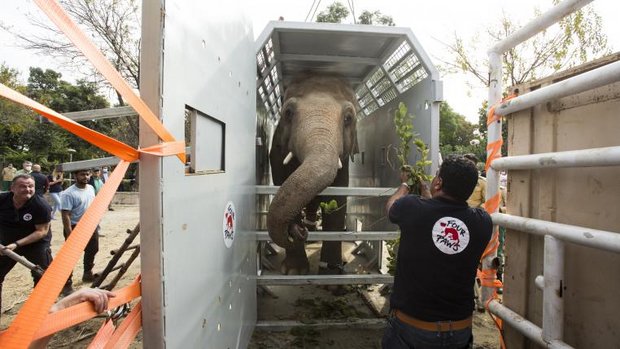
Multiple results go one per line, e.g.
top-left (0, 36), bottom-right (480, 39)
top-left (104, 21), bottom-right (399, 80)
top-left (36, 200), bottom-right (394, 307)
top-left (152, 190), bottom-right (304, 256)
top-left (22, 213), bottom-right (32, 221)
top-left (432, 217), bottom-right (470, 254)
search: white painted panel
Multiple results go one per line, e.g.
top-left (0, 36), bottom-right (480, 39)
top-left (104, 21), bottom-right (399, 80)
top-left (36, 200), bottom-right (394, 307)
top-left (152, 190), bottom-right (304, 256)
top-left (140, 1), bottom-right (256, 348)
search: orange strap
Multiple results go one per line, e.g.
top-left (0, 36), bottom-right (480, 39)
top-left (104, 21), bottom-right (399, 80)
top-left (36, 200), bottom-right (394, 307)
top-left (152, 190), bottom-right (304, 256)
top-left (31, 277), bottom-right (141, 340)
top-left (486, 94), bottom-right (517, 126)
top-left (103, 301), bottom-right (143, 349)
top-left (87, 319), bottom-right (116, 349)
top-left (0, 84), bottom-right (138, 161)
top-left (34, 0), bottom-right (185, 163)
top-left (0, 162), bottom-right (129, 348)
top-left (485, 139), bottom-right (503, 173)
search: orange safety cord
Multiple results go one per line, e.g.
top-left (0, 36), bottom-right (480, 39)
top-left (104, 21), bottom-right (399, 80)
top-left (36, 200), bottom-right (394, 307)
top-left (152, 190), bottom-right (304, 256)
top-left (87, 318), bottom-right (116, 349)
top-left (0, 84), bottom-right (138, 162)
top-left (30, 276), bottom-right (141, 340)
top-left (0, 162), bottom-right (130, 348)
top-left (34, 0), bottom-right (186, 164)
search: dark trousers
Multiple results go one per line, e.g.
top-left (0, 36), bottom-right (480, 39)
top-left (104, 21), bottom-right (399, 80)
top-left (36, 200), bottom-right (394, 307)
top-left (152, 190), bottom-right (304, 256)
top-left (0, 243), bottom-right (52, 314)
top-left (382, 313), bottom-right (473, 349)
top-left (64, 224), bottom-right (99, 285)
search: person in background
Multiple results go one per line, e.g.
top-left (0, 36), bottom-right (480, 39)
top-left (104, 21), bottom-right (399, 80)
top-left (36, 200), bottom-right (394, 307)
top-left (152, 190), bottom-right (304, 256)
top-left (0, 174), bottom-right (72, 314)
top-left (1, 163), bottom-right (17, 192)
top-left (15, 161), bottom-right (32, 176)
top-left (463, 154), bottom-right (486, 208)
top-left (101, 166), bottom-right (110, 182)
top-left (382, 155), bottom-right (493, 348)
top-left (88, 168), bottom-right (104, 195)
top-left (29, 287), bottom-right (116, 349)
top-left (31, 164), bottom-right (49, 197)
top-left (47, 166), bottom-right (64, 220)
top-left (61, 169), bottom-right (98, 284)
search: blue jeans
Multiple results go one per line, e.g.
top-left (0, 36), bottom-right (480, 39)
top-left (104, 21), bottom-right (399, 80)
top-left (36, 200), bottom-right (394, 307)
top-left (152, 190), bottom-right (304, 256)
top-left (50, 192), bottom-right (62, 217)
top-left (382, 313), bottom-right (473, 349)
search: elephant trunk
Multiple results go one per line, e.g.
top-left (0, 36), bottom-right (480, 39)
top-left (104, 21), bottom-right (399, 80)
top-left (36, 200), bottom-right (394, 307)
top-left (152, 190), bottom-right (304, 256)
top-left (267, 148), bottom-right (339, 249)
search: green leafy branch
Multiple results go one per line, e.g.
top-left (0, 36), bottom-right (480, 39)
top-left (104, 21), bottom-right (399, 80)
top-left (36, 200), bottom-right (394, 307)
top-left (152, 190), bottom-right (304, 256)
top-left (387, 102), bottom-right (433, 276)
top-left (393, 102), bottom-right (432, 194)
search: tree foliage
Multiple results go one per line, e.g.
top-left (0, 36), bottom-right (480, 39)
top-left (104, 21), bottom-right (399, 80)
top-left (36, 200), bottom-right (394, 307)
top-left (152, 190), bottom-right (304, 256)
top-left (315, 1), bottom-right (395, 26)
top-left (0, 66), bottom-right (120, 168)
top-left (357, 10), bottom-right (395, 26)
top-left (3, 0), bottom-right (142, 142)
top-left (439, 2), bottom-right (610, 88)
top-left (438, 102), bottom-right (485, 160)
top-left (316, 2), bottom-right (350, 23)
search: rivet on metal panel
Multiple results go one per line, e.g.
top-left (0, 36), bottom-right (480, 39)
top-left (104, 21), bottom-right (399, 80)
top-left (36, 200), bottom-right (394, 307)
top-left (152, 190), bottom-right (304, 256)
top-left (201, 40), bottom-right (206, 48)
top-left (238, 287), bottom-right (242, 293)
top-left (182, 224), bottom-right (187, 230)
top-left (229, 71), bottom-right (232, 77)
top-left (238, 81), bottom-right (241, 87)
top-left (217, 323), bottom-right (221, 331)
top-left (229, 280), bottom-right (233, 287)
top-left (218, 56), bottom-right (221, 62)
top-left (229, 303), bottom-right (232, 310)
top-left (218, 296), bottom-right (222, 303)
top-left (202, 318), bottom-right (207, 328)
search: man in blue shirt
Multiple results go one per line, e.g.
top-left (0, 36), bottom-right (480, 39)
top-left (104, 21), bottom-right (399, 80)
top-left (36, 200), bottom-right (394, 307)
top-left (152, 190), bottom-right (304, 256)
top-left (61, 169), bottom-right (98, 284)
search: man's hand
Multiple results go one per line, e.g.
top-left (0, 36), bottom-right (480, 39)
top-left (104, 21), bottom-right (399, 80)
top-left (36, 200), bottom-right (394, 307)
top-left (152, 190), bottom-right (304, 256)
top-left (0, 243), bottom-right (17, 255)
top-left (51, 288), bottom-right (116, 314)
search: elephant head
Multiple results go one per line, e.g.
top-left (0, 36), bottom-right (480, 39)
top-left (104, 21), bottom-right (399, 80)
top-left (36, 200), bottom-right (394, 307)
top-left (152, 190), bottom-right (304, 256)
top-left (267, 75), bottom-right (359, 249)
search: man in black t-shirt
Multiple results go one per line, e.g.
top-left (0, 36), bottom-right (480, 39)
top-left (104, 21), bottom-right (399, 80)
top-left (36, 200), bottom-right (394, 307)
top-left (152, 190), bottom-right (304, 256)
top-left (382, 155), bottom-right (493, 349)
top-left (0, 174), bottom-right (69, 315)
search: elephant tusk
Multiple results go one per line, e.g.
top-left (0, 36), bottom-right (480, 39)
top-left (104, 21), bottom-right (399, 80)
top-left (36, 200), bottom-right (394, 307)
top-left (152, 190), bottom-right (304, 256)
top-left (283, 152), bottom-right (294, 165)
top-left (338, 158), bottom-right (343, 169)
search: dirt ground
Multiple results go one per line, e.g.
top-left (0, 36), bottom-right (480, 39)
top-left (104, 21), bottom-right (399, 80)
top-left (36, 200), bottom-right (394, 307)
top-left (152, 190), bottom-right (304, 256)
top-left (0, 205), bottom-right (501, 348)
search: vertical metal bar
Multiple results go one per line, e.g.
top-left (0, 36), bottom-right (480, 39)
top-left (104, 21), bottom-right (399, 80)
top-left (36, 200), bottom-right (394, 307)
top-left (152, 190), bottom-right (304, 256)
top-left (543, 235), bottom-right (565, 342)
top-left (481, 50), bottom-right (503, 305)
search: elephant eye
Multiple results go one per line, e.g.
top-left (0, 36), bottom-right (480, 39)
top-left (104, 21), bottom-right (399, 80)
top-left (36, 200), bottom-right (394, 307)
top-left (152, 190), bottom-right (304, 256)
top-left (344, 112), bottom-right (354, 126)
top-left (283, 104), bottom-right (295, 121)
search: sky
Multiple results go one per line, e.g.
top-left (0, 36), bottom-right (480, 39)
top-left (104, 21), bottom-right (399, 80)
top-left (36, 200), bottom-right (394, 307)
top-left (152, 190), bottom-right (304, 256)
top-left (1, 0), bottom-right (618, 123)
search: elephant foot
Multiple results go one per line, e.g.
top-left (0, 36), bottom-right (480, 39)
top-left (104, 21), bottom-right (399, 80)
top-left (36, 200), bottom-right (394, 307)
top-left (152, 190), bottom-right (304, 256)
top-left (318, 261), bottom-right (348, 295)
top-left (280, 241), bottom-right (309, 275)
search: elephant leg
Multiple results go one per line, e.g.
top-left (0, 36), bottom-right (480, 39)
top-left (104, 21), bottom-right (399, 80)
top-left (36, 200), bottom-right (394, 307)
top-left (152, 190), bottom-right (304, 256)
top-left (281, 222), bottom-right (310, 275)
top-left (318, 196), bottom-right (346, 275)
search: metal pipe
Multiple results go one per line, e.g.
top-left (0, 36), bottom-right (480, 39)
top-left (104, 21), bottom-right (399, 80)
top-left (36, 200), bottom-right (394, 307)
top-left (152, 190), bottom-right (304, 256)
top-left (488, 0), bottom-right (593, 55)
top-left (543, 235), bottom-right (565, 342)
top-left (491, 146), bottom-right (620, 170)
top-left (488, 300), bottom-right (575, 349)
top-left (480, 49), bottom-right (503, 306)
top-left (492, 213), bottom-right (620, 253)
top-left (495, 60), bottom-right (620, 116)
top-left (255, 185), bottom-right (397, 196)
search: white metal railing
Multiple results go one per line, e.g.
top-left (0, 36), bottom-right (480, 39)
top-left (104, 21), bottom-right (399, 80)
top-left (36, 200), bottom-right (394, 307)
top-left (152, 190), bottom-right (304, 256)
top-left (484, 0), bottom-right (617, 348)
top-left (491, 146), bottom-right (620, 170)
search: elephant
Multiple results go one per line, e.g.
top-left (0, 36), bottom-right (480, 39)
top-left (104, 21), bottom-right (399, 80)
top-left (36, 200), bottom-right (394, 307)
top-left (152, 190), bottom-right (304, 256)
top-left (267, 74), bottom-right (358, 275)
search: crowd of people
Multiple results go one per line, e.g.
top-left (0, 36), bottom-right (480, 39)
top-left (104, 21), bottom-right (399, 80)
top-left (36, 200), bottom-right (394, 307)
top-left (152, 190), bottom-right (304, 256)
top-left (0, 162), bottom-right (114, 317)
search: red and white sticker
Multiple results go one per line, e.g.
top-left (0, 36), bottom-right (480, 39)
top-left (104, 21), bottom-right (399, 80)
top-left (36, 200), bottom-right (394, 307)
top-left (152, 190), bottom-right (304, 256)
top-left (431, 217), bottom-right (470, 254)
top-left (222, 201), bottom-right (236, 248)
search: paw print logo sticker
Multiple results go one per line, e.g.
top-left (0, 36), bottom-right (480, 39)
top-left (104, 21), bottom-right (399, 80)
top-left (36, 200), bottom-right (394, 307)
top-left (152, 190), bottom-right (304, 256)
top-left (222, 202), bottom-right (236, 248)
top-left (431, 217), bottom-right (470, 254)
top-left (23, 213), bottom-right (32, 222)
